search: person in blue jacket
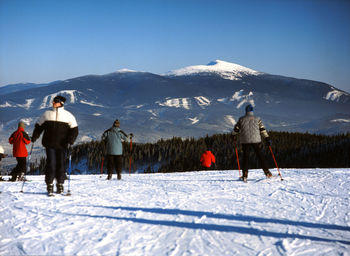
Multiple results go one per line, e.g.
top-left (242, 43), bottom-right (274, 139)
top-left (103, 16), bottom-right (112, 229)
top-left (101, 120), bottom-right (130, 180)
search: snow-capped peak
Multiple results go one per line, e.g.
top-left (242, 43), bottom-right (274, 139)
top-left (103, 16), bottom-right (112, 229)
top-left (115, 68), bottom-right (138, 73)
top-left (165, 60), bottom-right (261, 80)
top-left (206, 60), bottom-right (257, 73)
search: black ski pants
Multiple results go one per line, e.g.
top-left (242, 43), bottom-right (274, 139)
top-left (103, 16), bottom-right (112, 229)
top-left (11, 157), bottom-right (26, 179)
top-left (45, 148), bottom-right (65, 185)
top-left (107, 155), bottom-right (123, 176)
top-left (242, 143), bottom-right (269, 178)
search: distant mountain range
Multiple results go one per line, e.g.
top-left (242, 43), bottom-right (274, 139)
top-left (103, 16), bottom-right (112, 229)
top-left (1, 60), bottom-right (349, 151)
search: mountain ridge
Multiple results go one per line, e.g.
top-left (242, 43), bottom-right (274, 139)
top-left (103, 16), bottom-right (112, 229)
top-left (0, 60), bottom-right (349, 151)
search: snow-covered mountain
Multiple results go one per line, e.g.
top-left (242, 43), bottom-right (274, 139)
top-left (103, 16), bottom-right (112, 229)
top-left (1, 60), bottom-right (349, 151)
top-left (165, 59), bottom-right (261, 80)
top-left (0, 81), bottom-right (59, 95)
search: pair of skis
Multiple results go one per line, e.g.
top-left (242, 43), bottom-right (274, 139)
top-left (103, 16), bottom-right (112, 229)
top-left (234, 142), bottom-right (284, 182)
top-left (48, 191), bottom-right (71, 197)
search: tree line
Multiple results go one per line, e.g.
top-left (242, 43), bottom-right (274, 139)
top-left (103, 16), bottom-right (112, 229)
top-left (28, 131), bottom-right (350, 175)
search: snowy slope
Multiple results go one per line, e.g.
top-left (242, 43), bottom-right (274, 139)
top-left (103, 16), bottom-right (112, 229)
top-left (1, 169), bottom-right (349, 255)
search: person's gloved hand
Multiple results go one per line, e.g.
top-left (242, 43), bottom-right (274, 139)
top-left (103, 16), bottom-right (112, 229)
top-left (129, 133), bottom-right (134, 139)
top-left (265, 137), bottom-right (272, 147)
top-left (68, 144), bottom-right (73, 155)
top-left (31, 136), bottom-right (36, 143)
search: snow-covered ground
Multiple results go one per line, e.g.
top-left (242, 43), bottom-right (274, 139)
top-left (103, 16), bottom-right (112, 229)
top-left (1, 169), bottom-right (349, 255)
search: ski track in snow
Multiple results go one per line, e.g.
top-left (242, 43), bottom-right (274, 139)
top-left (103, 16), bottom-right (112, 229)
top-left (0, 169), bottom-right (349, 255)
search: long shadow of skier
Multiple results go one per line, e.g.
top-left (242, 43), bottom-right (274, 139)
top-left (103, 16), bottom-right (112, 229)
top-left (60, 205), bottom-right (350, 245)
top-left (83, 205), bottom-right (350, 232)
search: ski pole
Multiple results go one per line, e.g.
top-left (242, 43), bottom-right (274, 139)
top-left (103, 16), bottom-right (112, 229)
top-left (20, 143), bottom-right (34, 193)
top-left (129, 134), bottom-right (133, 175)
top-left (269, 146), bottom-right (283, 181)
top-left (100, 141), bottom-right (106, 178)
top-left (99, 156), bottom-right (104, 178)
top-left (66, 147), bottom-right (72, 196)
top-left (234, 142), bottom-right (241, 177)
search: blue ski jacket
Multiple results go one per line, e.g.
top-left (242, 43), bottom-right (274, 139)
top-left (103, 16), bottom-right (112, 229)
top-left (102, 127), bottom-right (128, 155)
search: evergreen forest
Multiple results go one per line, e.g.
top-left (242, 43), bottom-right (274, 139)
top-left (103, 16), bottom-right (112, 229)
top-left (28, 131), bottom-right (350, 175)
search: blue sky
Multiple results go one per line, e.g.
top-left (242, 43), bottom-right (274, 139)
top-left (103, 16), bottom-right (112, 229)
top-left (1, 0), bottom-right (350, 92)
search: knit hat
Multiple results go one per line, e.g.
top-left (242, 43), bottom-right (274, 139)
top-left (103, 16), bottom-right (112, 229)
top-left (245, 104), bottom-right (253, 113)
top-left (53, 95), bottom-right (66, 106)
top-left (18, 121), bottom-right (26, 129)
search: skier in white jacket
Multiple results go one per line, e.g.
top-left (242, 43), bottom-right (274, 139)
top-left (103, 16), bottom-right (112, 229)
top-left (32, 95), bottom-right (78, 195)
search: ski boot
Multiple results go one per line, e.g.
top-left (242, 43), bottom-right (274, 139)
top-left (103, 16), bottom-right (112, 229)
top-left (239, 176), bottom-right (248, 183)
top-left (18, 172), bottom-right (26, 181)
top-left (241, 170), bottom-right (248, 183)
top-left (117, 173), bottom-right (121, 180)
top-left (106, 174), bottom-right (112, 180)
top-left (264, 169), bottom-right (273, 178)
top-left (57, 183), bottom-right (64, 194)
top-left (47, 184), bottom-right (54, 196)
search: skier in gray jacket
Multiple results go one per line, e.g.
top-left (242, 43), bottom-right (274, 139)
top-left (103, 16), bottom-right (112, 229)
top-left (232, 104), bottom-right (272, 182)
top-left (101, 120), bottom-right (129, 180)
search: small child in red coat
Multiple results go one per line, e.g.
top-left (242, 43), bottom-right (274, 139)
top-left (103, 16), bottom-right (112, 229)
top-left (200, 150), bottom-right (216, 170)
top-left (9, 121), bottom-right (31, 181)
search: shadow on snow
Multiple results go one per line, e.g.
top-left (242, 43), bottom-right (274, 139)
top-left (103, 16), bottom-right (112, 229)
top-left (60, 205), bottom-right (350, 245)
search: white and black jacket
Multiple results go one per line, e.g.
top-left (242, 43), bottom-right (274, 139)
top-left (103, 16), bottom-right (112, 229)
top-left (32, 107), bottom-right (78, 149)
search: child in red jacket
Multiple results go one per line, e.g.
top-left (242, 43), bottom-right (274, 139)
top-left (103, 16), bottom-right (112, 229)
top-left (200, 150), bottom-right (216, 170)
top-left (9, 121), bottom-right (31, 181)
